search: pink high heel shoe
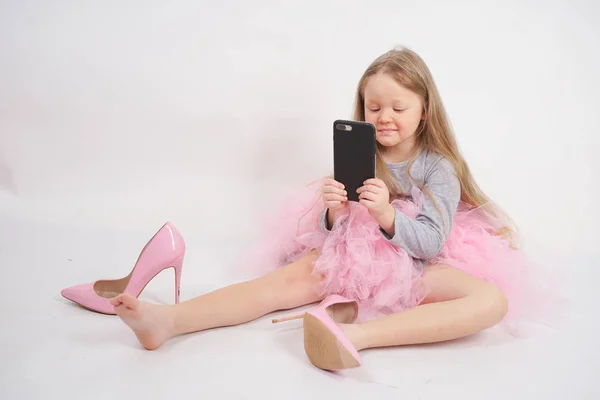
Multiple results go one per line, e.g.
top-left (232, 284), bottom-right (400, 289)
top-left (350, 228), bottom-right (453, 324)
top-left (61, 221), bottom-right (185, 315)
top-left (272, 294), bottom-right (361, 370)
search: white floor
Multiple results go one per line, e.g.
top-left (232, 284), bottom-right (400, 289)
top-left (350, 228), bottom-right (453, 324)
top-left (1, 216), bottom-right (598, 400)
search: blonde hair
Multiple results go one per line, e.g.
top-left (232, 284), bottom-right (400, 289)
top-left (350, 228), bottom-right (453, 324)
top-left (354, 46), bottom-right (520, 248)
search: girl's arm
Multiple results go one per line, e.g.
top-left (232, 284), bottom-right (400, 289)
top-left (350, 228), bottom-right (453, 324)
top-left (318, 208), bottom-right (337, 231)
top-left (378, 158), bottom-right (461, 260)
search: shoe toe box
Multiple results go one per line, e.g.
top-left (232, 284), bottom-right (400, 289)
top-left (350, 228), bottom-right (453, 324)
top-left (61, 283), bottom-right (115, 314)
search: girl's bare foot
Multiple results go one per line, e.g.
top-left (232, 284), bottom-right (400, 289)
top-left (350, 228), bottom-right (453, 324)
top-left (111, 293), bottom-right (175, 350)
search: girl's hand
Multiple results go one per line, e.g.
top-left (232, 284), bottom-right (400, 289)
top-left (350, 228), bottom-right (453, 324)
top-left (321, 178), bottom-right (348, 211)
top-left (357, 178), bottom-right (394, 222)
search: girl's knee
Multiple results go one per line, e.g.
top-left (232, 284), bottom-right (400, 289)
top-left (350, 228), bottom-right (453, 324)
top-left (264, 251), bottom-right (323, 305)
top-left (281, 259), bottom-right (321, 291)
top-left (479, 284), bottom-right (509, 323)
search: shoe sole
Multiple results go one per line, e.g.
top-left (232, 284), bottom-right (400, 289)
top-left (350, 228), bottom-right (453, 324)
top-left (303, 314), bottom-right (360, 370)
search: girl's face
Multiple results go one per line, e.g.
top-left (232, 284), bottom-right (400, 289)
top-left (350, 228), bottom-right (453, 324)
top-left (363, 71), bottom-right (425, 155)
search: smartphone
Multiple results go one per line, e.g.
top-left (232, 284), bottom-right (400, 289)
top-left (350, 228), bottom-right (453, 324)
top-left (333, 119), bottom-right (376, 202)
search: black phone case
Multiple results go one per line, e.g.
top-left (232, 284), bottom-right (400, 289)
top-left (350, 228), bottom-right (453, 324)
top-left (333, 120), bottom-right (376, 202)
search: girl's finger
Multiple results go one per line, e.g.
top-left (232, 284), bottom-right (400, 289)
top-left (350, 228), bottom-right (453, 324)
top-left (358, 191), bottom-right (377, 202)
top-left (324, 193), bottom-right (347, 202)
top-left (323, 187), bottom-right (348, 196)
top-left (358, 184), bottom-right (380, 194)
top-left (364, 179), bottom-right (386, 189)
top-left (326, 178), bottom-right (345, 189)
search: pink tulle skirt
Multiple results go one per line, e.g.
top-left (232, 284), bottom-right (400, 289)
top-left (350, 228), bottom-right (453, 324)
top-left (243, 179), bottom-right (557, 329)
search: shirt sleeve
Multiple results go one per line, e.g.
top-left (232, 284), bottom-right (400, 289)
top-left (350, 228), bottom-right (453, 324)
top-left (379, 157), bottom-right (460, 260)
top-left (319, 208), bottom-right (331, 232)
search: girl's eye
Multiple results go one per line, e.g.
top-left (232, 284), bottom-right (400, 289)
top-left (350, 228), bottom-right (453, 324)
top-left (368, 108), bottom-right (380, 112)
top-left (394, 109), bottom-right (405, 112)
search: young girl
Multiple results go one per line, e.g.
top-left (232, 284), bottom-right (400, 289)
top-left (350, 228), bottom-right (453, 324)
top-left (62, 46), bottom-right (550, 371)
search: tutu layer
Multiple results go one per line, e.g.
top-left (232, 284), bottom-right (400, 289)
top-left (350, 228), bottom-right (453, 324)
top-left (243, 179), bottom-right (556, 326)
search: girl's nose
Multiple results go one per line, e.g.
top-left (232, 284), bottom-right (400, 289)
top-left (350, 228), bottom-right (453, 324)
top-left (379, 109), bottom-right (393, 123)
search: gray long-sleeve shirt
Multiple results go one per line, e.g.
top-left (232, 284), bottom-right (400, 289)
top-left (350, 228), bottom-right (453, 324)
top-left (320, 149), bottom-right (461, 260)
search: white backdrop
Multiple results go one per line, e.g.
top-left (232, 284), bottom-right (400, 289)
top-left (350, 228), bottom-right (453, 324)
top-left (1, 0), bottom-right (599, 260)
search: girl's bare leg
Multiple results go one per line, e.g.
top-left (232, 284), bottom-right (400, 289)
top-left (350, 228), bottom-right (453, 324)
top-left (340, 265), bottom-right (509, 351)
top-left (111, 250), bottom-right (323, 350)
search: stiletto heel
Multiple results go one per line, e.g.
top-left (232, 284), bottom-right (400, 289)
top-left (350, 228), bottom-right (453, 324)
top-left (172, 254), bottom-right (184, 304)
top-left (61, 221), bottom-right (186, 314)
top-left (272, 313), bottom-right (304, 323)
top-left (273, 295), bottom-right (361, 370)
